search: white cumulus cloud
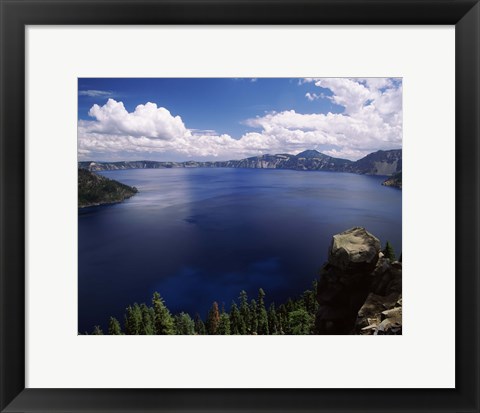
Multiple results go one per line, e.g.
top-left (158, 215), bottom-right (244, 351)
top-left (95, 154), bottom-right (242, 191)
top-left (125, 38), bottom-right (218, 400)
top-left (82, 99), bottom-right (190, 141)
top-left (78, 78), bottom-right (402, 162)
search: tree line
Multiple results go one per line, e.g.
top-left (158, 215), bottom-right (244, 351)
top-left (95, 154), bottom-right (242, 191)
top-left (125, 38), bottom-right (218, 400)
top-left (88, 283), bottom-right (319, 336)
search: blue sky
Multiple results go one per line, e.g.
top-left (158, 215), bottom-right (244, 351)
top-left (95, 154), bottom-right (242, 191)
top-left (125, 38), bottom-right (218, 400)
top-left (78, 78), bottom-right (402, 162)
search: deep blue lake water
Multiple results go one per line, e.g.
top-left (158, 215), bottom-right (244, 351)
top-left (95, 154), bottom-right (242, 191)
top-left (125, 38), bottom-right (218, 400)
top-left (78, 168), bottom-right (402, 333)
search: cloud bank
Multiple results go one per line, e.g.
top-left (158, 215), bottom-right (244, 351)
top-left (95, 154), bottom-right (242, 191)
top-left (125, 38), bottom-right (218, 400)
top-left (78, 78), bottom-right (402, 161)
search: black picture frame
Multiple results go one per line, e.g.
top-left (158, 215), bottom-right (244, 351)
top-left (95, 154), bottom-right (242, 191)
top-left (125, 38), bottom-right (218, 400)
top-left (1, 1), bottom-right (479, 412)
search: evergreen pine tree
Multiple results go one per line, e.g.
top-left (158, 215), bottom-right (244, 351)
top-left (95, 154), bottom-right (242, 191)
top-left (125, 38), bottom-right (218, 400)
top-left (288, 308), bottom-right (314, 335)
top-left (194, 313), bottom-right (206, 335)
top-left (174, 312), bottom-right (195, 335)
top-left (217, 307), bottom-right (231, 335)
top-left (249, 299), bottom-right (258, 334)
top-left (268, 302), bottom-right (278, 335)
top-left (383, 241), bottom-right (396, 261)
top-left (229, 301), bottom-right (243, 335)
top-left (206, 301), bottom-right (220, 335)
top-left (303, 284), bottom-right (318, 316)
top-left (277, 303), bottom-right (288, 334)
top-left (140, 303), bottom-right (155, 335)
top-left (108, 316), bottom-right (122, 335)
top-left (152, 292), bottom-right (175, 335)
top-left (239, 290), bottom-right (250, 334)
top-left (92, 325), bottom-right (104, 335)
top-left (286, 298), bottom-right (295, 313)
top-left (124, 303), bottom-right (143, 335)
top-left (257, 288), bottom-right (269, 335)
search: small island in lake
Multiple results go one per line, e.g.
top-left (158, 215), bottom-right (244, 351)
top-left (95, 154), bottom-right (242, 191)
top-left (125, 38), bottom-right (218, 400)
top-left (78, 168), bottom-right (138, 208)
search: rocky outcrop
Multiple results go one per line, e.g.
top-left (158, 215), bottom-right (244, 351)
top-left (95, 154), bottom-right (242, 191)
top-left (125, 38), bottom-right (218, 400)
top-left (315, 227), bottom-right (402, 335)
top-left (356, 293), bottom-right (402, 335)
top-left (329, 227), bottom-right (381, 272)
top-left (382, 171), bottom-right (402, 190)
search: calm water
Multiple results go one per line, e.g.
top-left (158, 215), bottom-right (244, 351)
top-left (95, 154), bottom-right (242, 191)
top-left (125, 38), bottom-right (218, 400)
top-left (78, 168), bottom-right (402, 333)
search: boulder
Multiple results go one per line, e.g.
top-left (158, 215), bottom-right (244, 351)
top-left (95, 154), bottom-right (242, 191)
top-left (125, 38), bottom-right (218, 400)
top-left (329, 227), bottom-right (381, 272)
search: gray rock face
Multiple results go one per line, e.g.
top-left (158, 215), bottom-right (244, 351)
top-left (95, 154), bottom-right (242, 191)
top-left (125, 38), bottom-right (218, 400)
top-left (348, 149), bottom-right (402, 175)
top-left (355, 292), bottom-right (402, 335)
top-left (355, 257), bottom-right (402, 334)
top-left (315, 227), bottom-right (402, 335)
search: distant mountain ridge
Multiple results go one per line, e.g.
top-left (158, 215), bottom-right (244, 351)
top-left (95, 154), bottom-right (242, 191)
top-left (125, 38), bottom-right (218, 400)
top-left (79, 149), bottom-right (402, 177)
top-left (349, 149), bottom-right (402, 176)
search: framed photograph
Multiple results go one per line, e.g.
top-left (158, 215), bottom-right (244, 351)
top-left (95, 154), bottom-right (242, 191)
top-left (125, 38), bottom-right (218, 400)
top-left (1, 0), bottom-right (479, 412)
top-left (77, 75), bottom-right (403, 339)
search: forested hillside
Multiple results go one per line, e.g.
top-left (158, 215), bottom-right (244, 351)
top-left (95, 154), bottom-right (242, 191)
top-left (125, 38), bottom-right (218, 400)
top-left (78, 169), bottom-right (138, 208)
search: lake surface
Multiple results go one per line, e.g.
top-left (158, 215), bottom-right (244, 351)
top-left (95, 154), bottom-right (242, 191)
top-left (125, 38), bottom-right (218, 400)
top-left (78, 168), bottom-right (402, 333)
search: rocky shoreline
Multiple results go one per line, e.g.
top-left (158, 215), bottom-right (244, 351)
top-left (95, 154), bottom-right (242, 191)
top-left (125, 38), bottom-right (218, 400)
top-left (382, 172), bottom-right (402, 190)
